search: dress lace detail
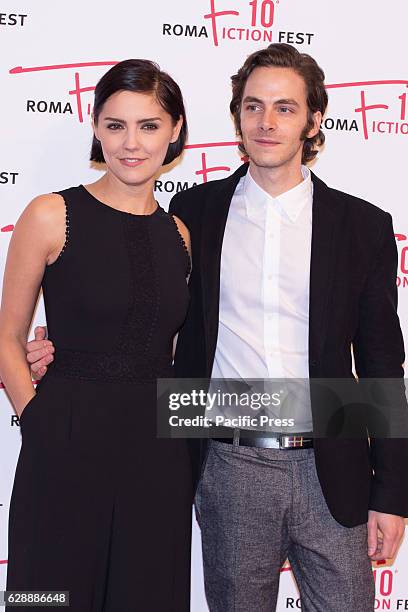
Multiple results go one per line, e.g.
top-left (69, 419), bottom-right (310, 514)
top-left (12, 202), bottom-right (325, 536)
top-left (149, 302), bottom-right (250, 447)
top-left (170, 215), bottom-right (191, 277)
top-left (50, 348), bottom-right (172, 382)
top-left (114, 215), bottom-right (160, 358)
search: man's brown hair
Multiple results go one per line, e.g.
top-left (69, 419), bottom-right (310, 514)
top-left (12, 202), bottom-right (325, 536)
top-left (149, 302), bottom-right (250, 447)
top-left (230, 43), bottom-right (328, 164)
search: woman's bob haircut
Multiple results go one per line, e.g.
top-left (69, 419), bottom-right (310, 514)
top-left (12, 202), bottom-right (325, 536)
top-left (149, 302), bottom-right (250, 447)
top-left (90, 59), bottom-right (188, 166)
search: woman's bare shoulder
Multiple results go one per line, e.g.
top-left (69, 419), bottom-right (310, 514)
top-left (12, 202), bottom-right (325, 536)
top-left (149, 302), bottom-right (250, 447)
top-left (23, 193), bottom-right (66, 225)
top-left (13, 193), bottom-right (67, 261)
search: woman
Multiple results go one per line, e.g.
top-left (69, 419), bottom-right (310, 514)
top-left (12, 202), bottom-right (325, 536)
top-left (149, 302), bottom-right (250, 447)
top-left (0, 59), bottom-right (193, 611)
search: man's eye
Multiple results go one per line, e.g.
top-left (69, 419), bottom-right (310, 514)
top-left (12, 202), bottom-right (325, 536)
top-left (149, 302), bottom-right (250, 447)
top-left (107, 123), bottom-right (123, 130)
top-left (246, 104), bottom-right (260, 111)
top-left (279, 107), bottom-right (292, 113)
top-left (142, 123), bottom-right (159, 130)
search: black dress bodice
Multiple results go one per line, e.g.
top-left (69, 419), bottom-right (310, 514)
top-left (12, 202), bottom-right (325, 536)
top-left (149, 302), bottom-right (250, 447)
top-left (42, 186), bottom-right (190, 382)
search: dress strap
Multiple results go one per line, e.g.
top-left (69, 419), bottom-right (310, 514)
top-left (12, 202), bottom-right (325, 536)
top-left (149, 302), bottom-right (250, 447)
top-left (54, 193), bottom-right (70, 260)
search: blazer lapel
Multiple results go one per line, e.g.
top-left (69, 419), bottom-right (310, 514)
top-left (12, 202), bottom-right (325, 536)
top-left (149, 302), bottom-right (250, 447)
top-left (309, 173), bottom-right (346, 371)
top-left (201, 163), bottom-right (249, 373)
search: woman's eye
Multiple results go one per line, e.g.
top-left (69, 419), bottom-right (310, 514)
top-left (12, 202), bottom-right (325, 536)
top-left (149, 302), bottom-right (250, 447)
top-left (142, 123), bottom-right (159, 130)
top-left (107, 123), bottom-right (123, 130)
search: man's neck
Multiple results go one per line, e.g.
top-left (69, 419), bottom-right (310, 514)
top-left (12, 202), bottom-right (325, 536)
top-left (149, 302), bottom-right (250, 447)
top-left (248, 161), bottom-right (305, 198)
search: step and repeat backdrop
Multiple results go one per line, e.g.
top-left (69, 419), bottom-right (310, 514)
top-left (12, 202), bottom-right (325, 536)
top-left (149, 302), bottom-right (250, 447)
top-left (1, 1), bottom-right (407, 609)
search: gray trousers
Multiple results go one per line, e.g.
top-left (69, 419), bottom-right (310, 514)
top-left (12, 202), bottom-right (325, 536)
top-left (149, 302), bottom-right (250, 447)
top-left (195, 440), bottom-right (375, 612)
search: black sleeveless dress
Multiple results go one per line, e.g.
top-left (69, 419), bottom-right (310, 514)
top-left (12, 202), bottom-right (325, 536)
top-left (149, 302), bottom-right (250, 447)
top-left (6, 186), bottom-right (193, 611)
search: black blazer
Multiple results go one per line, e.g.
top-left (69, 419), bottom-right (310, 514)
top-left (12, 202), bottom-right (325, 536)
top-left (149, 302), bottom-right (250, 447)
top-left (169, 162), bottom-right (408, 527)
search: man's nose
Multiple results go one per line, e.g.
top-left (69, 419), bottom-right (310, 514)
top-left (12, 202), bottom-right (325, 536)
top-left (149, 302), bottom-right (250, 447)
top-left (260, 110), bottom-right (277, 131)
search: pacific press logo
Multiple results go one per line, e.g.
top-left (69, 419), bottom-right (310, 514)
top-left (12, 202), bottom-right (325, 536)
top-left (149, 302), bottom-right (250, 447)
top-left (162, 0), bottom-right (315, 47)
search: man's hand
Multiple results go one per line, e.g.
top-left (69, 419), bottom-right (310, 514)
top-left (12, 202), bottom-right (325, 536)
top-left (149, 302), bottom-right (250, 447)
top-left (367, 510), bottom-right (405, 560)
top-left (26, 326), bottom-right (54, 379)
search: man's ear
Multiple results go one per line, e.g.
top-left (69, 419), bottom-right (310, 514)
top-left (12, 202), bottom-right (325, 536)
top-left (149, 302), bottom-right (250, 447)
top-left (307, 111), bottom-right (322, 139)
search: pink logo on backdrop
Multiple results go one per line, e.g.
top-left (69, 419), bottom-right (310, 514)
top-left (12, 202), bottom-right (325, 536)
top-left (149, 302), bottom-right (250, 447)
top-left (204, 0), bottom-right (276, 46)
top-left (155, 141), bottom-right (245, 196)
top-left (372, 566), bottom-right (404, 610)
top-left (6, 63), bottom-right (408, 222)
top-left (162, 0), bottom-right (315, 46)
top-left (285, 562), bottom-right (404, 610)
top-left (396, 233), bottom-right (408, 289)
top-left (14, 60), bottom-right (408, 143)
top-left (10, 61), bottom-right (118, 123)
top-left (326, 80), bottom-right (408, 140)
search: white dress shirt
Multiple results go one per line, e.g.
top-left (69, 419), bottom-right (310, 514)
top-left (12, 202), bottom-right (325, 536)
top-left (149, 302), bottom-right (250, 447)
top-left (211, 165), bottom-right (314, 432)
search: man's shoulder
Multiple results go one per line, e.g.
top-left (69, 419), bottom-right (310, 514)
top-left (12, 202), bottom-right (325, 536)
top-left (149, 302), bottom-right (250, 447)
top-left (168, 181), bottom-right (217, 223)
top-left (169, 163), bottom-right (248, 216)
top-left (333, 188), bottom-right (389, 219)
top-left (171, 178), bottom-right (219, 204)
top-left (170, 174), bottom-right (232, 207)
top-left (314, 173), bottom-right (391, 224)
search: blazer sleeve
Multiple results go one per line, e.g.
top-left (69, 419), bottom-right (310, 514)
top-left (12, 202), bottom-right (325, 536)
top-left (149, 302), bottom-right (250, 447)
top-left (353, 213), bottom-right (408, 517)
top-left (168, 192), bottom-right (186, 222)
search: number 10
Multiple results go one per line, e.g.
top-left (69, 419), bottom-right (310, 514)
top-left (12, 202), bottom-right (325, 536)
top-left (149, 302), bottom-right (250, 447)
top-left (249, 0), bottom-right (275, 28)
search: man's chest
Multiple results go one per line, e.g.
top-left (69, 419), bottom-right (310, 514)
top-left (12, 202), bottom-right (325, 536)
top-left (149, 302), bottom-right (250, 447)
top-left (219, 204), bottom-right (312, 317)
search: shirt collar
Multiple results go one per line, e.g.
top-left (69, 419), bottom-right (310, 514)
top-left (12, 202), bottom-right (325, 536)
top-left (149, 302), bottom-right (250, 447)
top-left (243, 165), bottom-right (313, 222)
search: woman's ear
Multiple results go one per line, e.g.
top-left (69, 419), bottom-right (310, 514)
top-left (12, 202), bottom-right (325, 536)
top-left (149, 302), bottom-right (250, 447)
top-left (171, 115), bottom-right (183, 143)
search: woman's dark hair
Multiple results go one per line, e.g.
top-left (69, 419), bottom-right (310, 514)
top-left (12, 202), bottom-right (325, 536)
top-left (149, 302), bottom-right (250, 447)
top-left (230, 43), bottom-right (328, 164)
top-left (90, 59), bottom-right (187, 166)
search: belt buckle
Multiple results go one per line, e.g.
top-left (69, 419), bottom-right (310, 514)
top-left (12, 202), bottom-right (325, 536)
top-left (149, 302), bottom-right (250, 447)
top-left (279, 435), bottom-right (304, 449)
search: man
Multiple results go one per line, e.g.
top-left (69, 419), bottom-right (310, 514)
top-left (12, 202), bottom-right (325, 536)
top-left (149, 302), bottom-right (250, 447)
top-left (28, 44), bottom-right (407, 611)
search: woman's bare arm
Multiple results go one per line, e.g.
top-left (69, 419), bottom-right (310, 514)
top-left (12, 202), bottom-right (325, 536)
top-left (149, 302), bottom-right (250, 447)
top-left (0, 194), bottom-right (65, 415)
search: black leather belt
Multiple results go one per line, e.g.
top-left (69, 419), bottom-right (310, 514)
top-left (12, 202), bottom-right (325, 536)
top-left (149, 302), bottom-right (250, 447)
top-left (216, 431), bottom-right (314, 450)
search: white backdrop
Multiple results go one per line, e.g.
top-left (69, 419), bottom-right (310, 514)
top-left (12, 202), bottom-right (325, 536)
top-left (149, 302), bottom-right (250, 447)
top-left (1, 1), bottom-right (407, 609)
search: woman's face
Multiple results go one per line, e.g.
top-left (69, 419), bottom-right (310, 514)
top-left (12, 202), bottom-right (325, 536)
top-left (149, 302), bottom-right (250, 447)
top-left (93, 90), bottom-right (182, 187)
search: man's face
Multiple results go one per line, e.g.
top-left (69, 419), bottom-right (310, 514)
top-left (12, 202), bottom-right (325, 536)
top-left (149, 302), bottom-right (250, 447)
top-left (239, 66), bottom-right (321, 172)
